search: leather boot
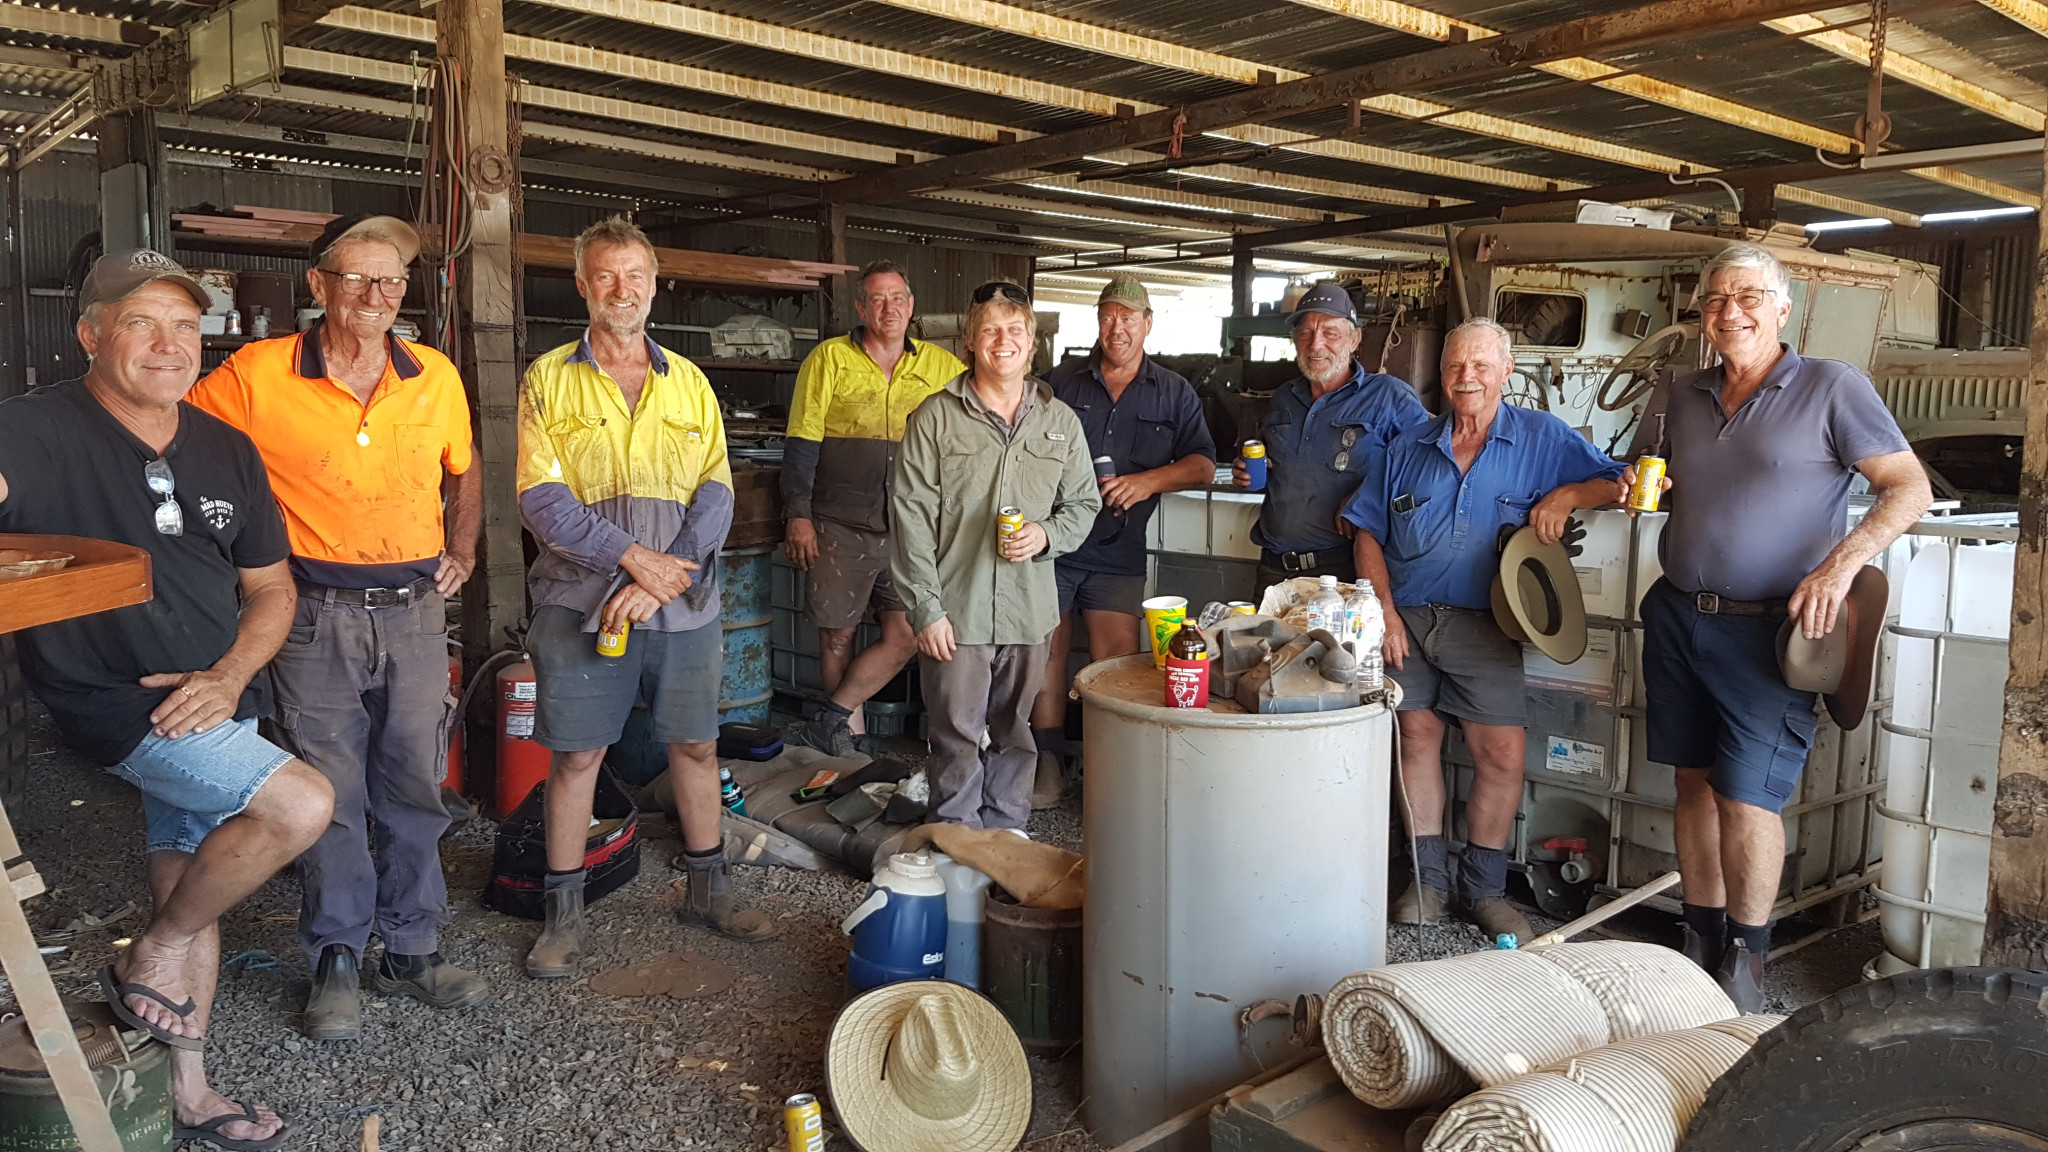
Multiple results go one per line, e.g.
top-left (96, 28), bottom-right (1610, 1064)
top-left (679, 851), bottom-right (779, 941)
top-left (525, 872), bottom-right (588, 979)
top-left (375, 951), bottom-right (490, 1010)
top-left (1715, 939), bottom-right (1767, 1013)
top-left (1391, 880), bottom-right (1449, 925)
top-left (1681, 924), bottom-right (1727, 974)
top-left (304, 944), bottom-right (361, 1041)
top-left (1030, 750), bottom-right (1065, 810)
top-left (1464, 896), bottom-right (1533, 945)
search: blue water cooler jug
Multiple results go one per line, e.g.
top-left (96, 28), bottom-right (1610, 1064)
top-left (842, 850), bottom-right (948, 990)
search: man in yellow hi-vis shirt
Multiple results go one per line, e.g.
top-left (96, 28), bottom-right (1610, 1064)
top-left (782, 261), bottom-right (965, 756)
top-left (516, 218), bottom-right (776, 980)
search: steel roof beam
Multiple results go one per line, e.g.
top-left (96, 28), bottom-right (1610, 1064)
top-left (1764, 10), bottom-right (2046, 131)
top-left (1976, 0), bottom-right (2048, 36)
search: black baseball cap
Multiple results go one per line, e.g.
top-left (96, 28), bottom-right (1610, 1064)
top-left (1286, 282), bottom-right (1359, 327)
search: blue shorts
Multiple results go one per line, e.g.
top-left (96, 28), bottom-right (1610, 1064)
top-left (106, 717), bottom-right (294, 855)
top-left (1055, 565), bottom-right (1147, 616)
top-left (1641, 578), bottom-right (1818, 812)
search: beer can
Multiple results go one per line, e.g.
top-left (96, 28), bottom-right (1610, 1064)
top-left (595, 620), bottom-right (630, 658)
top-left (1241, 439), bottom-right (1268, 492)
top-left (1227, 601), bottom-right (1257, 615)
top-left (783, 1094), bottom-right (825, 1152)
top-left (1093, 455), bottom-right (1117, 482)
top-left (1627, 455), bottom-right (1667, 513)
top-left (997, 506), bottom-right (1024, 539)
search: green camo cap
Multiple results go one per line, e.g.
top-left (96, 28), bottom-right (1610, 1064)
top-left (1097, 274), bottom-right (1151, 312)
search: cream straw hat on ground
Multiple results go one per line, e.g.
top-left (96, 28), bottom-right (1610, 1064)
top-left (826, 982), bottom-right (1031, 1152)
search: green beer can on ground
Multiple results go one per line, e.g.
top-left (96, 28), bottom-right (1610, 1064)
top-left (0, 1001), bottom-right (173, 1151)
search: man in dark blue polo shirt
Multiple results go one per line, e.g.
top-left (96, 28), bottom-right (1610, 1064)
top-left (1635, 243), bottom-right (1927, 1010)
top-left (1347, 318), bottom-right (1623, 942)
top-left (1234, 282), bottom-right (1429, 592)
top-left (1031, 275), bottom-right (1216, 805)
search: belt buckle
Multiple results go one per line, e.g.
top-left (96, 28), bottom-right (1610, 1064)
top-left (1284, 551), bottom-right (1312, 573)
top-left (365, 586), bottom-right (410, 609)
top-left (1695, 592), bottom-right (1720, 615)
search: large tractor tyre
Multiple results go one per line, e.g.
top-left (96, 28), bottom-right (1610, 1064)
top-left (1682, 968), bottom-right (2048, 1152)
top-left (0, 635), bottom-right (26, 812)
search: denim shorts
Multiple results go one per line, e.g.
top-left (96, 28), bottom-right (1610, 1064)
top-left (528, 604), bottom-right (723, 751)
top-left (1641, 578), bottom-right (1819, 813)
top-left (106, 716), bottom-right (295, 855)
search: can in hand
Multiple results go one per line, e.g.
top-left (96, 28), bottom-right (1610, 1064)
top-left (1241, 439), bottom-right (1267, 491)
top-left (996, 506), bottom-right (1024, 549)
top-left (595, 620), bottom-right (630, 658)
top-left (1627, 455), bottom-right (1667, 513)
top-left (1093, 455), bottom-right (1117, 482)
top-left (784, 1094), bottom-right (825, 1152)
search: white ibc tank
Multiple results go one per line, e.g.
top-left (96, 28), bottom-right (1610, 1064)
top-left (1075, 654), bottom-right (1392, 1152)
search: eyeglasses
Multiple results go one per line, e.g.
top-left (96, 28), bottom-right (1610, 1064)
top-left (971, 281), bottom-right (1032, 307)
top-left (144, 458), bottom-right (182, 537)
top-left (316, 268), bottom-right (411, 296)
top-left (1697, 288), bottom-right (1776, 313)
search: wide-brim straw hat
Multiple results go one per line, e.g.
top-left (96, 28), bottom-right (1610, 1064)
top-left (826, 982), bottom-right (1031, 1152)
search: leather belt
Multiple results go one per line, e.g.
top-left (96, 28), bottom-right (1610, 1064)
top-left (1692, 591), bottom-right (1787, 618)
top-left (1263, 549), bottom-right (1330, 573)
top-left (298, 576), bottom-right (437, 609)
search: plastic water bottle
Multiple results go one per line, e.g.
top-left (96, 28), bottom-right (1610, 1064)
top-left (1306, 574), bottom-right (1346, 635)
top-left (1349, 580), bottom-right (1385, 695)
top-left (932, 852), bottom-right (994, 989)
top-left (842, 851), bottom-right (949, 990)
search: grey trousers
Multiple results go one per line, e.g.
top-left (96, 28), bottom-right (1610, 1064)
top-left (919, 642), bottom-right (1048, 830)
top-left (271, 588), bottom-right (454, 961)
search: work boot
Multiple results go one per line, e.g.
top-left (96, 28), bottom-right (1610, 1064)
top-left (1391, 880), bottom-right (1449, 926)
top-left (1031, 750), bottom-right (1065, 810)
top-left (304, 944), bottom-right (361, 1042)
top-left (679, 850), bottom-right (780, 941)
top-left (793, 704), bottom-right (856, 757)
top-left (1715, 939), bottom-right (1767, 1014)
top-left (1681, 924), bottom-right (1727, 974)
top-left (375, 950), bottom-right (490, 1010)
top-left (525, 872), bottom-right (588, 979)
top-left (1464, 896), bottom-right (1533, 945)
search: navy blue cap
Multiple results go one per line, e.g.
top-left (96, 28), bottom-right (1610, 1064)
top-left (1286, 282), bottom-right (1358, 327)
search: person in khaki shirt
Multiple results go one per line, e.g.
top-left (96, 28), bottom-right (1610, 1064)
top-left (890, 281), bottom-right (1099, 830)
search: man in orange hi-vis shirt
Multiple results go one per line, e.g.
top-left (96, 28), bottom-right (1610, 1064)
top-left (189, 215), bottom-right (486, 1043)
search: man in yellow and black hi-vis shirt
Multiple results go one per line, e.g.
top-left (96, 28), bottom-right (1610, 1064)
top-left (516, 218), bottom-right (776, 981)
top-left (782, 261), bottom-right (965, 757)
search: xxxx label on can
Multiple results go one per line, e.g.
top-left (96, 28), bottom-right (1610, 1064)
top-left (1227, 601), bottom-right (1256, 615)
top-left (784, 1094), bottom-right (825, 1152)
top-left (1627, 455), bottom-right (1667, 513)
top-left (996, 506), bottom-right (1024, 540)
top-left (595, 621), bottom-right (630, 658)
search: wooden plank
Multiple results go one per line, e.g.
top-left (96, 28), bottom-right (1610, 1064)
top-left (232, 204), bottom-right (338, 224)
top-left (0, 534), bottom-right (151, 635)
top-left (1983, 133), bottom-right (2048, 969)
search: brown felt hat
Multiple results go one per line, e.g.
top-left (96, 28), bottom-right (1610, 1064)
top-left (1777, 565), bottom-right (1887, 731)
top-left (1493, 525), bottom-right (1588, 665)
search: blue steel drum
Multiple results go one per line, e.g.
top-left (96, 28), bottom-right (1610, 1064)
top-left (719, 546), bottom-right (774, 725)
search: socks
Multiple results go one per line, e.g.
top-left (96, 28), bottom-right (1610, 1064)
top-left (682, 845), bottom-right (721, 867)
top-left (1457, 844), bottom-right (1510, 901)
top-left (1031, 726), bottom-right (1064, 756)
top-left (1412, 834), bottom-right (1451, 890)
top-left (1683, 902), bottom-right (1727, 940)
top-left (819, 700), bottom-right (853, 717)
top-left (544, 868), bottom-right (586, 890)
top-left (1729, 918), bottom-right (1771, 954)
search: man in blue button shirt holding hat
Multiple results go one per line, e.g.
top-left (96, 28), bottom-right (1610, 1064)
top-left (1233, 282), bottom-right (1429, 591)
top-left (1345, 318), bottom-right (1625, 941)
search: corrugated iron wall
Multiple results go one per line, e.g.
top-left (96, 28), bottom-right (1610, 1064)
top-left (1846, 223), bottom-right (2036, 350)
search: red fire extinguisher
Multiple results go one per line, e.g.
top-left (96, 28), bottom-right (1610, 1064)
top-left (444, 655), bottom-right (464, 793)
top-left (495, 658), bottom-right (551, 819)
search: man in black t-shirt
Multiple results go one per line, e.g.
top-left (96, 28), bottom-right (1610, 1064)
top-left (0, 250), bottom-right (334, 1151)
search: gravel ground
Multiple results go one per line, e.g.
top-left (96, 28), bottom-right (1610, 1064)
top-left (5, 699), bottom-right (1886, 1151)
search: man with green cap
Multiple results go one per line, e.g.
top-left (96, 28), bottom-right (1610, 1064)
top-left (1031, 274), bottom-right (1215, 805)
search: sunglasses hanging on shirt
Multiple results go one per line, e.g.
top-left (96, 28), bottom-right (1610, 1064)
top-left (144, 458), bottom-right (182, 537)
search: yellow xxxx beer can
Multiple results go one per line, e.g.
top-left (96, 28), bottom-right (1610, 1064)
top-left (997, 506), bottom-right (1024, 541)
top-left (595, 620), bottom-right (630, 658)
top-left (784, 1094), bottom-right (825, 1152)
top-left (1627, 455), bottom-right (1667, 513)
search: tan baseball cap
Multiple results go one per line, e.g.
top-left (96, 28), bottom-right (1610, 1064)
top-left (78, 249), bottom-right (209, 314)
top-left (1097, 273), bottom-right (1151, 312)
top-left (313, 214), bottom-right (422, 266)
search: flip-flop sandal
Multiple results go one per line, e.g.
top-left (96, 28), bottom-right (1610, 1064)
top-left (97, 965), bottom-right (205, 1051)
top-left (174, 1101), bottom-right (288, 1151)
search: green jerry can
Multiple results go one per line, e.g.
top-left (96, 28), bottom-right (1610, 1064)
top-left (0, 1000), bottom-right (173, 1151)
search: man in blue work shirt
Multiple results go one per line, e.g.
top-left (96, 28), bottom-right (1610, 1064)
top-left (1346, 318), bottom-right (1624, 941)
top-left (1234, 282), bottom-right (1429, 592)
top-left (1031, 274), bottom-right (1216, 806)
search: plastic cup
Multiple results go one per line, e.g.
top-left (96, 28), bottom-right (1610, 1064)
top-left (1142, 595), bottom-right (1188, 669)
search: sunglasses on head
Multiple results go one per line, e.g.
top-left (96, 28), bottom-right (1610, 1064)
top-left (971, 281), bottom-right (1032, 307)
